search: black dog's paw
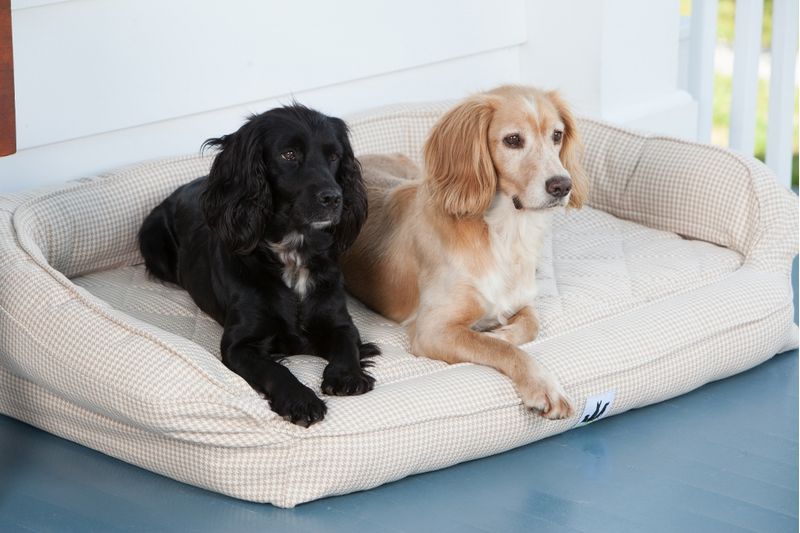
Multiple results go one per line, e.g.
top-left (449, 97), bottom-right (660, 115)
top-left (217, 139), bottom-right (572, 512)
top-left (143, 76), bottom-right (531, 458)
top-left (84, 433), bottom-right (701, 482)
top-left (269, 385), bottom-right (327, 427)
top-left (358, 342), bottom-right (381, 358)
top-left (321, 366), bottom-right (376, 396)
top-left (358, 342), bottom-right (381, 369)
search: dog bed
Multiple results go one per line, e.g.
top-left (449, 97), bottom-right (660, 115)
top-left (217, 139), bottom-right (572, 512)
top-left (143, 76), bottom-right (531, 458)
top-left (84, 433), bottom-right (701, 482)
top-left (0, 102), bottom-right (796, 507)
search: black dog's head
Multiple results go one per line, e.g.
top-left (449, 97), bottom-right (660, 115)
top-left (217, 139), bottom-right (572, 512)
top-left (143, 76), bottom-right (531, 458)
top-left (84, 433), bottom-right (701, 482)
top-left (201, 105), bottom-right (366, 255)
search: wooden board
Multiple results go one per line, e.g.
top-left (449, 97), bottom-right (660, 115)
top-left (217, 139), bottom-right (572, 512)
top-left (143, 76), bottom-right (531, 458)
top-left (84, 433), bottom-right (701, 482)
top-left (0, 0), bottom-right (14, 157)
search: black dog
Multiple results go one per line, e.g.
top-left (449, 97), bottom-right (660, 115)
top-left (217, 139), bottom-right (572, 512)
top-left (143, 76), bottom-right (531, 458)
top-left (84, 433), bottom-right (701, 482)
top-left (139, 105), bottom-right (378, 426)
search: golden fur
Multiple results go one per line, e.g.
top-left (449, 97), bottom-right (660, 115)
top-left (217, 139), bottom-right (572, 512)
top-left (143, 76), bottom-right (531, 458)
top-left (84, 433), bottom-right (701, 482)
top-left (342, 85), bottom-right (588, 418)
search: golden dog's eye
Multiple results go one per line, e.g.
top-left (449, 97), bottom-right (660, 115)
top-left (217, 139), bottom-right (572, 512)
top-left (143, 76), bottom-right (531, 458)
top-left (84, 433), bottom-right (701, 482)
top-left (281, 150), bottom-right (297, 161)
top-left (329, 153), bottom-right (340, 162)
top-left (552, 130), bottom-right (563, 144)
top-left (503, 134), bottom-right (522, 148)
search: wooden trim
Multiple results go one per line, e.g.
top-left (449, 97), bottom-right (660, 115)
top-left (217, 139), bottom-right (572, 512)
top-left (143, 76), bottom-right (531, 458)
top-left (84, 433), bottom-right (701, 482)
top-left (0, 0), bottom-right (15, 157)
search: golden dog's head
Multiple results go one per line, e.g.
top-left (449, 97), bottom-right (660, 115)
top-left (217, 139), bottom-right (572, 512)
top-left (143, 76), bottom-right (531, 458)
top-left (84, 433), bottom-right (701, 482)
top-left (423, 85), bottom-right (587, 217)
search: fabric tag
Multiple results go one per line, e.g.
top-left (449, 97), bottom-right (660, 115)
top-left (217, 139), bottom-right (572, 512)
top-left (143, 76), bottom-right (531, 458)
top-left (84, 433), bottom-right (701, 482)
top-left (574, 390), bottom-right (615, 427)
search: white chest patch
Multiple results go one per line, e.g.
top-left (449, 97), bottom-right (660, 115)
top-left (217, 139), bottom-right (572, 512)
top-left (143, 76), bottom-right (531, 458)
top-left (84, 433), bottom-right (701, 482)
top-left (269, 232), bottom-right (312, 299)
top-left (473, 194), bottom-right (551, 330)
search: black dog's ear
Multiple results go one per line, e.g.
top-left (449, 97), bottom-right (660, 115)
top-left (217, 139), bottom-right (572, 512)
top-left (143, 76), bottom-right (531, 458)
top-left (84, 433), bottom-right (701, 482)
top-left (201, 129), bottom-right (271, 254)
top-left (329, 118), bottom-right (367, 254)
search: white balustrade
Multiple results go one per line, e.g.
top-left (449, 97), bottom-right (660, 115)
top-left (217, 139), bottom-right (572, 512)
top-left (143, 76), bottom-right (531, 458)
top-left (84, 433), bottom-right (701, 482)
top-left (688, 0), bottom-right (796, 188)
top-left (765, 0), bottom-right (799, 188)
top-left (688, 0), bottom-right (719, 143)
top-left (729, 0), bottom-right (765, 154)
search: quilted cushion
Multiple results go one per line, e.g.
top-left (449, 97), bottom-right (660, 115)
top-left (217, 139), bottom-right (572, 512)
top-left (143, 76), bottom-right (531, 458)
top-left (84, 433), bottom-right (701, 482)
top-left (72, 206), bottom-right (744, 363)
top-left (0, 103), bottom-right (796, 507)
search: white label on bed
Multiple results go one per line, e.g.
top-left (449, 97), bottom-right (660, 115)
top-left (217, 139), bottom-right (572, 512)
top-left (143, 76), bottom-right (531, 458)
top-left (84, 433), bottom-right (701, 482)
top-left (574, 390), bottom-right (615, 427)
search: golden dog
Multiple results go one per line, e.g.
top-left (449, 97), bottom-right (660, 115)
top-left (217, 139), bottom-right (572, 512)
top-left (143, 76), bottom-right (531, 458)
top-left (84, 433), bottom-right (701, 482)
top-left (342, 85), bottom-right (587, 419)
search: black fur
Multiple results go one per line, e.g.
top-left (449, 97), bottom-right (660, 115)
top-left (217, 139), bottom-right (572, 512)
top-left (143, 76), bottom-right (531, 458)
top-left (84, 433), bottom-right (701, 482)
top-left (139, 105), bottom-right (378, 427)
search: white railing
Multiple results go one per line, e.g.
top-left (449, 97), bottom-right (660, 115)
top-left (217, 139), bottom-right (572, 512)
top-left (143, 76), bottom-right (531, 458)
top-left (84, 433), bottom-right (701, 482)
top-left (729, 0), bottom-right (765, 154)
top-left (687, 0), bottom-right (719, 143)
top-left (766, 0), bottom-right (799, 184)
top-left (686, 0), bottom-right (798, 188)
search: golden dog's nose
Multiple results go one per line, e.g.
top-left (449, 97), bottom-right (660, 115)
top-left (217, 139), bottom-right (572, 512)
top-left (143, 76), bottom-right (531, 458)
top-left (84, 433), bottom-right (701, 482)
top-left (545, 176), bottom-right (572, 198)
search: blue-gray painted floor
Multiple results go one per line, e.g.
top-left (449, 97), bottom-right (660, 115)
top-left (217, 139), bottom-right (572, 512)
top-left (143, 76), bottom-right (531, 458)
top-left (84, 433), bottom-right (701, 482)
top-left (1, 258), bottom-right (797, 533)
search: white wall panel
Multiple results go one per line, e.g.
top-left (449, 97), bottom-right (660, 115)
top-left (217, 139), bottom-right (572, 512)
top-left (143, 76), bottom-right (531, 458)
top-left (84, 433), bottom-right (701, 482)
top-left (11, 0), bottom-right (525, 149)
top-left (520, 0), bottom-right (695, 140)
top-left (0, 46), bottom-right (522, 191)
top-left (600, 0), bottom-right (681, 113)
top-left (2, 0), bottom-right (698, 192)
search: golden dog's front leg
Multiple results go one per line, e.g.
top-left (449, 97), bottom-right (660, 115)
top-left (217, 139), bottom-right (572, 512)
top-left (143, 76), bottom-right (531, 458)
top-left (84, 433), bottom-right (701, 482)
top-left (411, 309), bottom-right (573, 420)
top-left (485, 306), bottom-right (540, 346)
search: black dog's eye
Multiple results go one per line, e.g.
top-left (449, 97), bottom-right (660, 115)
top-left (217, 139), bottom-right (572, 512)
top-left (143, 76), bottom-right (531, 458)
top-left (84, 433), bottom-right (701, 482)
top-left (329, 153), bottom-right (340, 162)
top-left (552, 130), bottom-right (563, 144)
top-left (503, 134), bottom-right (522, 148)
top-left (281, 150), bottom-right (297, 161)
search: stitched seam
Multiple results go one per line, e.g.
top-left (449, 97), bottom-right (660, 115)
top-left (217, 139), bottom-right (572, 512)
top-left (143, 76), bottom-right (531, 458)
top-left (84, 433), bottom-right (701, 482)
top-left (346, 105), bottom-right (450, 127)
top-left (0, 301), bottom-right (271, 412)
top-left (2, 297), bottom-right (788, 444)
top-left (0, 364), bottom-right (294, 446)
top-left (301, 297), bottom-right (793, 440)
top-left (567, 301), bottom-right (793, 390)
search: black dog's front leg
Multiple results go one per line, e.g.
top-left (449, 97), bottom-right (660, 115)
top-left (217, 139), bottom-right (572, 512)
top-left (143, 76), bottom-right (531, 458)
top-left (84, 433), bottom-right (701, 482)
top-left (306, 315), bottom-right (376, 396)
top-left (221, 316), bottom-right (326, 427)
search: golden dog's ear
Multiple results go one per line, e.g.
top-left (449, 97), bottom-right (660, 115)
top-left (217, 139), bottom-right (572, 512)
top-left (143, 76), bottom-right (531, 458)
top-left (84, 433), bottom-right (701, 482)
top-left (547, 91), bottom-right (588, 209)
top-left (423, 97), bottom-right (497, 217)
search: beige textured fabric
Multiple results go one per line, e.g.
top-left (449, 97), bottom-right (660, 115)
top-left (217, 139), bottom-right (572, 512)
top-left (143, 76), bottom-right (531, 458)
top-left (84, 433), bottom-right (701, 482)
top-left (0, 102), bottom-right (797, 507)
top-left (72, 206), bottom-right (744, 359)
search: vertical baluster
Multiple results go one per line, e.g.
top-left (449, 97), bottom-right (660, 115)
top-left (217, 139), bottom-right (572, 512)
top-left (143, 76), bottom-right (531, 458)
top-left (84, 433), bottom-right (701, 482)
top-left (729, 0), bottom-right (764, 154)
top-left (765, 0), bottom-right (798, 188)
top-left (688, 0), bottom-right (719, 143)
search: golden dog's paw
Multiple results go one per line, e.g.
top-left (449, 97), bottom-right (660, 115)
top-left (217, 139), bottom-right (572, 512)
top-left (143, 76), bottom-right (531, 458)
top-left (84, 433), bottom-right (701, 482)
top-left (518, 375), bottom-right (574, 420)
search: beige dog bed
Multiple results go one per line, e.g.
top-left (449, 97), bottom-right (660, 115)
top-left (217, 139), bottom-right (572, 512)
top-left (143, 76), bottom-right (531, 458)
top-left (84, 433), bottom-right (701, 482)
top-left (0, 102), bottom-right (796, 507)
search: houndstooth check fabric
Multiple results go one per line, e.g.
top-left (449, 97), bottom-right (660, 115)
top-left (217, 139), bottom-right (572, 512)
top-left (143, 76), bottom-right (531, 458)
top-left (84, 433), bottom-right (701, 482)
top-left (0, 102), bottom-right (797, 507)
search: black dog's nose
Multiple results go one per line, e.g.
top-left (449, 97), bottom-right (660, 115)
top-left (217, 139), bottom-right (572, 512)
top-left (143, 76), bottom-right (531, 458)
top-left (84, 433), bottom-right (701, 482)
top-left (317, 189), bottom-right (342, 208)
top-left (545, 176), bottom-right (572, 198)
